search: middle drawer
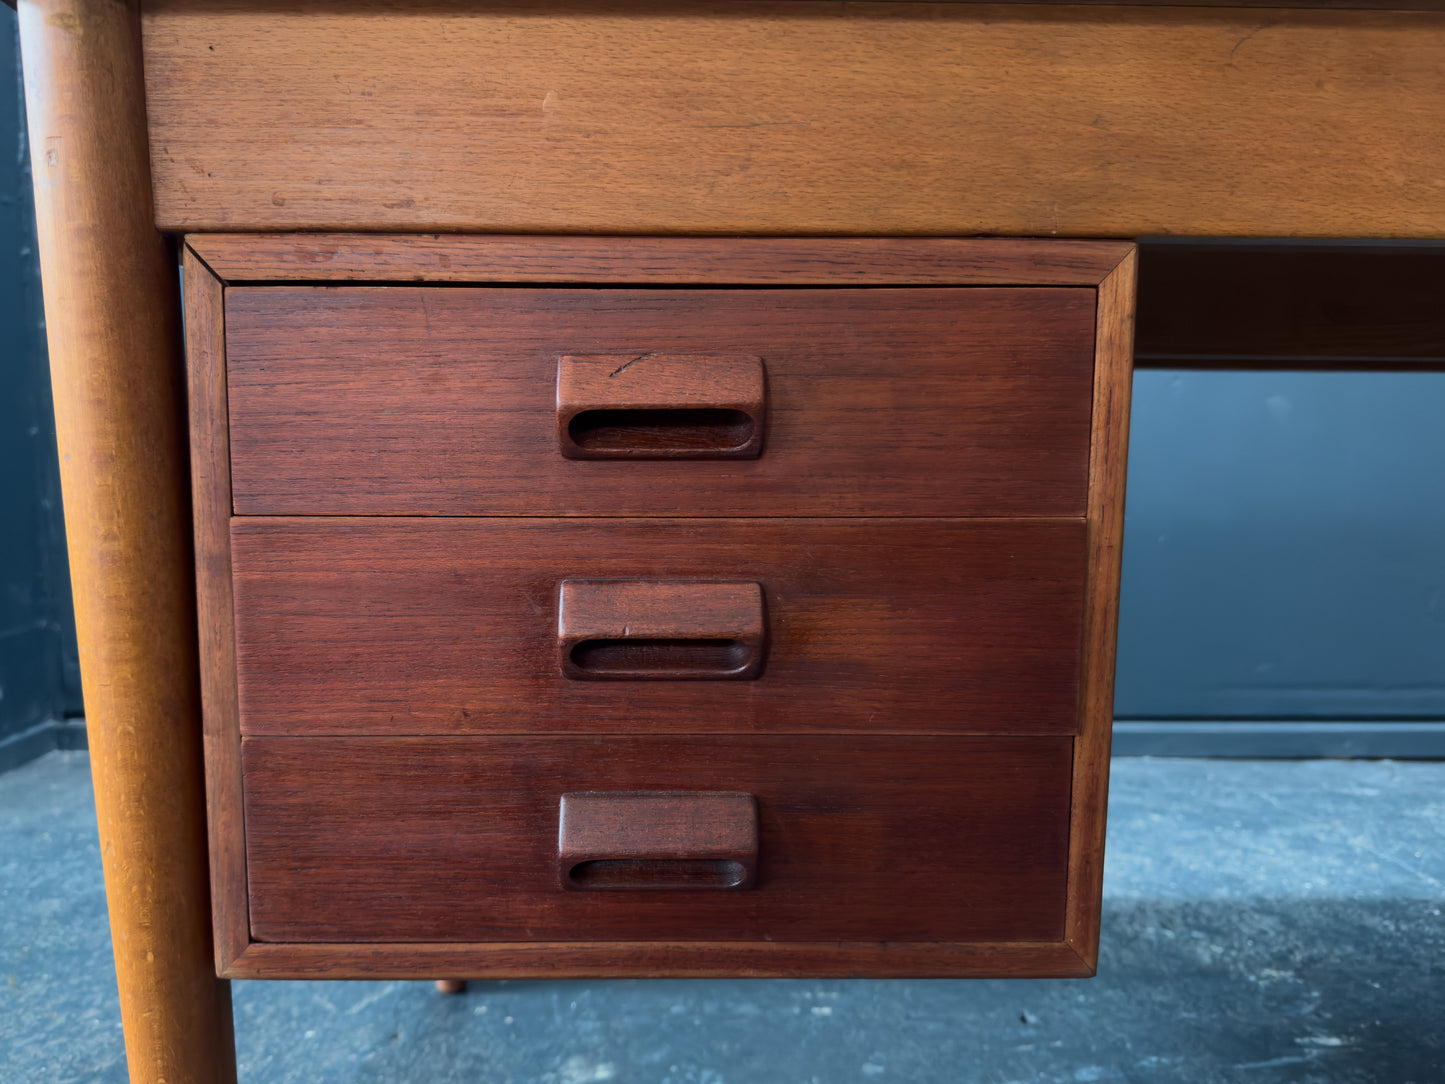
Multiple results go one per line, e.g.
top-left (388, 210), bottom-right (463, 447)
top-left (231, 517), bottom-right (1085, 736)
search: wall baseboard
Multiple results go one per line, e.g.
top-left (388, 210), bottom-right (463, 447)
top-left (0, 718), bottom-right (88, 774)
top-left (1113, 720), bottom-right (1445, 759)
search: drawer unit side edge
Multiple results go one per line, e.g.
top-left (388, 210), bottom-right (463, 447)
top-left (182, 245), bottom-right (252, 973)
top-left (1064, 248), bottom-right (1136, 966)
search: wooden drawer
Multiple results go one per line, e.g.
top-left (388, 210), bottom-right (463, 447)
top-left (223, 286), bottom-right (1096, 517)
top-left (230, 517), bottom-right (1086, 736)
top-left (242, 735), bottom-right (1072, 945)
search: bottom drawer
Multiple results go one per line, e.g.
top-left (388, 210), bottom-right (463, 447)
top-left (242, 736), bottom-right (1072, 944)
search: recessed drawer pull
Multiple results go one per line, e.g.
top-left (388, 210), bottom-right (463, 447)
top-left (558, 579), bottom-right (766, 680)
top-left (556, 353), bottom-right (765, 459)
top-left (558, 791), bottom-right (759, 891)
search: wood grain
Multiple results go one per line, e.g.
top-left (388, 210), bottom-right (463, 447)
top-left (1135, 241), bottom-right (1445, 371)
top-left (226, 937), bottom-right (1093, 981)
top-left (558, 791), bottom-right (759, 890)
top-left (558, 579), bottom-right (767, 681)
top-left (557, 353), bottom-right (766, 460)
top-left (224, 286), bottom-right (1096, 517)
top-left (185, 235), bottom-right (1135, 286)
top-left (183, 246), bottom-right (250, 974)
top-left (241, 735), bottom-right (1072, 944)
top-left (143, 2), bottom-right (1445, 237)
top-left (17, 1), bottom-right (237, 1078)
top-left (1065, 249), bottom-right (1135, 971)
top-left (229, 517), bottom-right (1087, 736)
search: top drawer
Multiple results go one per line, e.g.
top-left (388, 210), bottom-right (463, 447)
top-left (224, 286), bottom-right (1095, 517)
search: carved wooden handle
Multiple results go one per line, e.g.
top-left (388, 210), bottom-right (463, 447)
top-left (558, 791), bottom-right (759, 891)
top-left (558, 579), bottom-right (766, 680)
top-left (556, 353), bottom-right (766, 459)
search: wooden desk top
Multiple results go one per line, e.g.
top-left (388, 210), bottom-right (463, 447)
top-left (130, 1), bottom-right (1445, 238)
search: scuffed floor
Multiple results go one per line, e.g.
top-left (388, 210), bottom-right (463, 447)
top-left (2, 751), bottom-right (1441, 1083)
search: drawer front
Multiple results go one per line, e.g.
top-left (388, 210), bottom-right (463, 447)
top-left (231, 517), bottom-right (1086, 736)
top-left (224, 286), bottom-right (1095, 517)
top-left (242, 735), bottom-right (1072, 944)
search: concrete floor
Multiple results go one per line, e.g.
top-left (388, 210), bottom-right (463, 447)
top-left (2, 752), bottom-right (1442, 1084)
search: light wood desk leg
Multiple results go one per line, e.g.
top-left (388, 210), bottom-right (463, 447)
top-left (17, 1), bottom-right (238, 1080)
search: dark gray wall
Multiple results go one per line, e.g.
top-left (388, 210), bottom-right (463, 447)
top-left (1, 7), bottom-right (82, 771)
top-left (1118, 370), bottom-right (1445, 721)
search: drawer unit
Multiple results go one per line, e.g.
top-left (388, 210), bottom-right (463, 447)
top-left (184, 235), bottom-right (1134, 980)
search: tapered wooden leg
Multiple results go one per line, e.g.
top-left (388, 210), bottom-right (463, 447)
top-left (17, 1), bottom-right (237, 1080)
top-left (436, 980), bottom-right (468, 995)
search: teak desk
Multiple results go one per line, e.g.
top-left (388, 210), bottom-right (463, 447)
top-left (15, 1), bottom-right (1445, 1081)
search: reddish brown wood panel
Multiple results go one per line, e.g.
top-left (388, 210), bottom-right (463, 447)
top-left (557, 791), bottom-right (759, 890)
top-left (241, 735), bottom-right (1072, 944)
top-left (223, 286), bottom-right (1096, 517)
top-left (226, 937), bottom-right (1092, 981)
top-left (557, 579), bottom-right (767, 681)
top-left (229, 517), bottom-right (1086, 736)
top-left (186, 234), bottom-right (1134, 287)
top-left (557, 353), bottom-right (767, 460)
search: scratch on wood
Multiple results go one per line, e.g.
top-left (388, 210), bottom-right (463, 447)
top-left (693, 122), bottom-right (807, 130)
top-left (1229, 24), bottom-right (1273, 61)
top-left (609, 353), bottom-right (656, 377)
